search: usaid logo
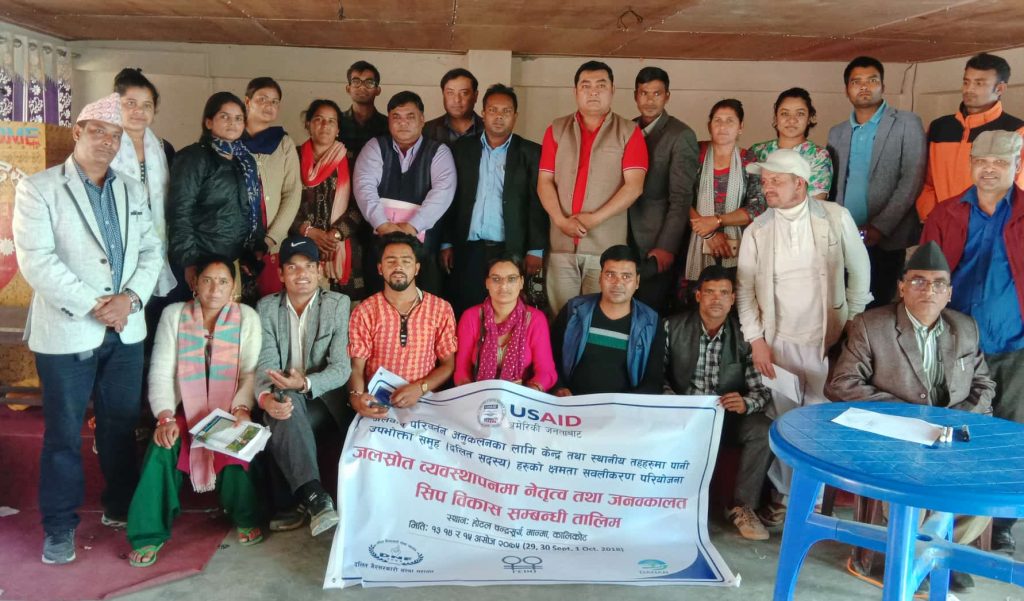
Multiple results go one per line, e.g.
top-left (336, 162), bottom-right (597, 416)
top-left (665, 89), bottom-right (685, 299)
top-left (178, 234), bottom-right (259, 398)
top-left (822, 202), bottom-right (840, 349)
top-left (509, 404), bottom-right (582, 427)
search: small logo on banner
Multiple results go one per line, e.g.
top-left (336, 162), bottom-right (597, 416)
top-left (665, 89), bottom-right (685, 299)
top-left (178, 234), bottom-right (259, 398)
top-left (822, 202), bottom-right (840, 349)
top-left (638, 558), bottom-right (669, 574)
top-left (478, 398), bottom-right (506, 426)
top-left (502, 555), bottom-right (543, 573)
top-left (368, 539), bottom-right (424, 566)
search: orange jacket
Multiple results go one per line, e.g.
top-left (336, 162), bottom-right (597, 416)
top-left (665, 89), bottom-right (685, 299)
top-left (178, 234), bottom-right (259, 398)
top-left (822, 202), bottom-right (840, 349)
top-left (916, 101), bottom-right (1024, 222)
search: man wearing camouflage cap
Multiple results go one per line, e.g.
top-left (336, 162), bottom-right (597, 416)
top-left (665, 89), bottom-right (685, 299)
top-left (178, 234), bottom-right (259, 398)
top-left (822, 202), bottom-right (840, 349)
top-left (921, 128), bottom-right (1024, 553)
top-left (13, 93), bottom-right (163, 564)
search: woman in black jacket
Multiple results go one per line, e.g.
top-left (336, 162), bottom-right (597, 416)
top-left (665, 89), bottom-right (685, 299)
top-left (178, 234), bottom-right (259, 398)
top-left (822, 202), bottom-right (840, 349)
top-left (168, 92), bottom-right (266, 301)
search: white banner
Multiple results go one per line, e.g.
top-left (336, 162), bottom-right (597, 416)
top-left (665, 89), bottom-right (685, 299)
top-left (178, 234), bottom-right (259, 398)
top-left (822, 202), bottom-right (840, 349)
top-left (325, 368), bottom-right (738, 588)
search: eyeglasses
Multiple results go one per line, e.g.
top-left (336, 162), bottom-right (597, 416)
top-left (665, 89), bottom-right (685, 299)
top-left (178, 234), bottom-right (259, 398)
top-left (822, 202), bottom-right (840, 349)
top-left (906, 277), bottom-right (950, 294)
top-left (349, 78), bottom-right (378, 88)
top-left (488, 275), bottom-right (521, 286)
top-left (485, 107), bottom-right (515, 117)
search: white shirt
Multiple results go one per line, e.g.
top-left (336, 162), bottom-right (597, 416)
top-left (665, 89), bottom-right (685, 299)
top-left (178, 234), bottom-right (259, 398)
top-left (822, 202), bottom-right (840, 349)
top-left (286, 290), bottom-right (319, 391)
top-left (772, 199), bottom-right (823, 345)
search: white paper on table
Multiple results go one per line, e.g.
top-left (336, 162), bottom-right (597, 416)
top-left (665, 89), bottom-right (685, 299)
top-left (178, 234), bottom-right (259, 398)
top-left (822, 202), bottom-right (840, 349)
top-left (832, 407), bottom-right (943, 445)
top-left (761, 364), bottom-right (803, 405)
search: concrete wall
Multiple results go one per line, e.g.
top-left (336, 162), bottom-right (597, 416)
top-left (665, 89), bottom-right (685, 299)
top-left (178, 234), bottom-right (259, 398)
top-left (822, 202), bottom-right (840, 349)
top-left (61, 40), bottom-right (929, 151)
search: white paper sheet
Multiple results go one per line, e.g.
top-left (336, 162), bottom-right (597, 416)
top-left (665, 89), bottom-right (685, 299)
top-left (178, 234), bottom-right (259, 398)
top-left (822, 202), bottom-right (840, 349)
top-left (832, 407), bottom-right (943, 445)
top-left (761, 364), bottom-right (803, 405)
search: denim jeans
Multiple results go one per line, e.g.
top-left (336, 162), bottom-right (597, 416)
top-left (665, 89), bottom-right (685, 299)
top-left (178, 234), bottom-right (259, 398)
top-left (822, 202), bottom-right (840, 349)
top-left (35, 330), bottom-right (143, 534)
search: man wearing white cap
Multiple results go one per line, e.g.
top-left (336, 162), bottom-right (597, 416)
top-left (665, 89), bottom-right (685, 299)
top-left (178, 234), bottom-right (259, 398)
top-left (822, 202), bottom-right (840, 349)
top-left (735, 148), bottom-right (871, 525)
top-left (12, 93), bottom-right (163, 564)
top-left (921, 128), bottom-right (1024, 553)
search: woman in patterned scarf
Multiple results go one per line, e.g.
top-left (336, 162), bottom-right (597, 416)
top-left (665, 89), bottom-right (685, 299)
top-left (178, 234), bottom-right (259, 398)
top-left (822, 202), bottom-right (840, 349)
top-left (293, 98), bottom-right (367, 300)
top-left (125, 257), bottom-right (263, 567)
top-left (682, 99), bottom-right (765, 305)
top-left (167, 92), bottom-right (266, 304)
top-left (749, 87), bottom-right (834, 200)
top-left (453, 255), bottom-right (556, 391)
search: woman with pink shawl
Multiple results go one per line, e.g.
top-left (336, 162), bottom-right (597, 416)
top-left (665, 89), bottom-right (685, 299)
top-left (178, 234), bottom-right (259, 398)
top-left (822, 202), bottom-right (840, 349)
top-left (125, 257), bottom-right (263, 567)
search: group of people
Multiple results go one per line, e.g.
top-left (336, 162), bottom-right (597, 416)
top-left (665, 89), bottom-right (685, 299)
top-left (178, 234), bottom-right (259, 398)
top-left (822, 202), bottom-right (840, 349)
top-left (12, 49), bottom-right (1024, 594)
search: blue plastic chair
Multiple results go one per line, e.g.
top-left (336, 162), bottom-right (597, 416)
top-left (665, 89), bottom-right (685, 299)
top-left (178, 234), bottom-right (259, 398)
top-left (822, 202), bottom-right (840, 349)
top-left (769, 402), bottom-right (1024, 600)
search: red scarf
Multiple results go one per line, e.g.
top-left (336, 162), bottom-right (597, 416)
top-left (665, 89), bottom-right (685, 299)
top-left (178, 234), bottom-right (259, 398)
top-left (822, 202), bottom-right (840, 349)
top-left (299, 139), bottom-right (353, 283)
top-left (476, 299), bottom-right (529, 382)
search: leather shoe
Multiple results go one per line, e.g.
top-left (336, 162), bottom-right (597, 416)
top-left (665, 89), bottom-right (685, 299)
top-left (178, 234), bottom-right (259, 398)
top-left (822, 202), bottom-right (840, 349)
top-left (949, 571), bottom-right (974, 592)
top-left (992, 527), bottom-right (1016, 554)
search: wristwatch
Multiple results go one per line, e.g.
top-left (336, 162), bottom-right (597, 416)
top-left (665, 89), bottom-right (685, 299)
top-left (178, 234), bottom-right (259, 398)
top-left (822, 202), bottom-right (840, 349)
top-left (125, 288), bottom-right (143, 314)
top-left (420, 381), bottom-right (429, 394)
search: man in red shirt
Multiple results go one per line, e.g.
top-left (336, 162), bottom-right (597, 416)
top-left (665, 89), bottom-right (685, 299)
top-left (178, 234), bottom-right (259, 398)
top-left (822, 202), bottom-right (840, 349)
top-left (538, 60), bottom-right (648, 315)
top-left (348, 232), bottom-right (457, 418)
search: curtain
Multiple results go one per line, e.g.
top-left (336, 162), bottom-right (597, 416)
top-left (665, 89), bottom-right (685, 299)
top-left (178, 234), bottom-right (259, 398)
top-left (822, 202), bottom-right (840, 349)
top-left (0, 30), bottom-right (72, 125)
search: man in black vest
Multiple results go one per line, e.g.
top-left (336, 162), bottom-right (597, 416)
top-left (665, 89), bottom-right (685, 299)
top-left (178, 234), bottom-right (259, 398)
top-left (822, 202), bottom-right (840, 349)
top-left (353, 91), bottom-right (456, 295)
top-left (664, 265), bottom-right (773, 541)
top-left (439, 84), bottom-right (547, 316)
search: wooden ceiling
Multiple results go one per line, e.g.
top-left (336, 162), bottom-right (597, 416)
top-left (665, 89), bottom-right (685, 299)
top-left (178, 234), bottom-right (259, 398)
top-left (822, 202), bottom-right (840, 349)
top-left (2, 0), bottom-right (1021, 62)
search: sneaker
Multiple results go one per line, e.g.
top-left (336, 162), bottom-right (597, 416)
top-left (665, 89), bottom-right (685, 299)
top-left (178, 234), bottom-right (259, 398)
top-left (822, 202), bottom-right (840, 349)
top-left (727, 506), bottom-right (770, 541)
top-left (757, 501), bottom-right (787, 528)
top-left (42, 529), bottom-right (76, 564)
top-left (308, 493), bottom-right (339, 537)
top-left (269, 506), bottom-right (307, 532)
top-left (101, 513), bottom-right (127, 529)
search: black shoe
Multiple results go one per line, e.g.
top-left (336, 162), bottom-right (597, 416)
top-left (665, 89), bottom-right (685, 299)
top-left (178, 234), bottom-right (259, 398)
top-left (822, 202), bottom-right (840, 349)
top-left (950, 571), bottom-right (975, 593)
top-left (992, 526), bottom-right (1016, 554)
top-left (42, 529), bottom-right (76, 565)
top-left (308, 493), bottom-right (339, 537)
top-left (269, 506), bottom-right (306, 532)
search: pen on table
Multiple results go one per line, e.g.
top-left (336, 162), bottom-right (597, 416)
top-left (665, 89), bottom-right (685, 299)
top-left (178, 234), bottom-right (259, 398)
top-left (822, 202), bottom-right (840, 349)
top-left (959, 425), bottom-right (970, 442)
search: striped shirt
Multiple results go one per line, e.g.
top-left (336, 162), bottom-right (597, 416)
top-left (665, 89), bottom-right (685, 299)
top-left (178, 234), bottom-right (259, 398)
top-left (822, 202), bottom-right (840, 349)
top-left (349, 289), bottom-right (457, 383)
top-left (74, 161), bottom-right (124, 292)
top-left (906, 307), bottom-right (945, 392)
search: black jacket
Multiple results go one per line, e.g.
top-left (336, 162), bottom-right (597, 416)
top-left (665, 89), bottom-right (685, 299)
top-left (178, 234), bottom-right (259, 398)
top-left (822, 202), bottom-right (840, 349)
top-left (443, 133), bottom-right (547, 257)
top-left (167, 137), bottom-right (260, 269)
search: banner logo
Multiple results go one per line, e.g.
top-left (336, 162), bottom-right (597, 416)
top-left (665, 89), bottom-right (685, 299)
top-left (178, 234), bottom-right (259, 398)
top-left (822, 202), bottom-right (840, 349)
top-left (368, 539), bottom-right (424, 566)
top-left (478, 399), bottom-right (506, 427)
top-left (502, 556), bottom-right (543, 574)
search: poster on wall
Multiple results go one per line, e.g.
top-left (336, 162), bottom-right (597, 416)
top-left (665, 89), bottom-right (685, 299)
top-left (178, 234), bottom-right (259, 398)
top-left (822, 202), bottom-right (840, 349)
top-left (324, 368), bottom-right (738, 588)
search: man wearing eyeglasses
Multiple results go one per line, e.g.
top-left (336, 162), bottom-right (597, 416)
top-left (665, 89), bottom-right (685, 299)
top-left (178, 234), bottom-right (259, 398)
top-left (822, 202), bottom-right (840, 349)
top-left (828, 241), bottom-right (994, 411)
top-left (348, 233), bottom-right (457, 418)
top-left (550, 245), bottom-right (664, 396)
top-left (255, 235), bottom-right (352, 537)
top-left (339, 61), bottom-right (388, 161)
top-left (828, 242), bottom-right (994, 592)
top-left (439, 84), bottom-right (547, 316)
top-left (921, 129), bottom-right (1024, 553)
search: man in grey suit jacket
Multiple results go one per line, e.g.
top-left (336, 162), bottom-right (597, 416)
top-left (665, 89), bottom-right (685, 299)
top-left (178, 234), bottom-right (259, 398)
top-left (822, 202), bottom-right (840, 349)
top-left (829, 241), bottom-right (994, 411)
top-left (828, 242), bottom-right (993, 588)
top-left (255, 236), bottom-right (352, 537)
top-left (13, 94), bottom-right (163, 564)
top-left (827, 56), bottom-right (927, 307)
top-left (631, 67), bottom-right (698, 313)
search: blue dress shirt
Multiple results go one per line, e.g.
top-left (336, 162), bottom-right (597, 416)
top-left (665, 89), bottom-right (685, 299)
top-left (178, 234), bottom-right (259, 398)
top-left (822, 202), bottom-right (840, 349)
top-left (843, 100), bottom-right (886, 227)
top-left (74, 161), bottom-right (124, 293)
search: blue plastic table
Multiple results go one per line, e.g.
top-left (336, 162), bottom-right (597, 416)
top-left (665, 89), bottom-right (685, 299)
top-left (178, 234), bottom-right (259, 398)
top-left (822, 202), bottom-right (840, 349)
top-left (769, 402), bottom-right (1024, 600)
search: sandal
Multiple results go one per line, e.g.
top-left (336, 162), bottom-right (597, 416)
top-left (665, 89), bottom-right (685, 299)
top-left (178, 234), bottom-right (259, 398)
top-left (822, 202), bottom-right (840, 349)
top-left (237, 526), bottom-right (263, 546)
top-left (128, 542), bottom-right (164, 568)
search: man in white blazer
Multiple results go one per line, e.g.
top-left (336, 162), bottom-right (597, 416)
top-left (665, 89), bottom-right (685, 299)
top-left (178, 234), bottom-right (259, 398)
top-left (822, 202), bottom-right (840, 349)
top-left (13, 93), bottom-right (163, 565)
